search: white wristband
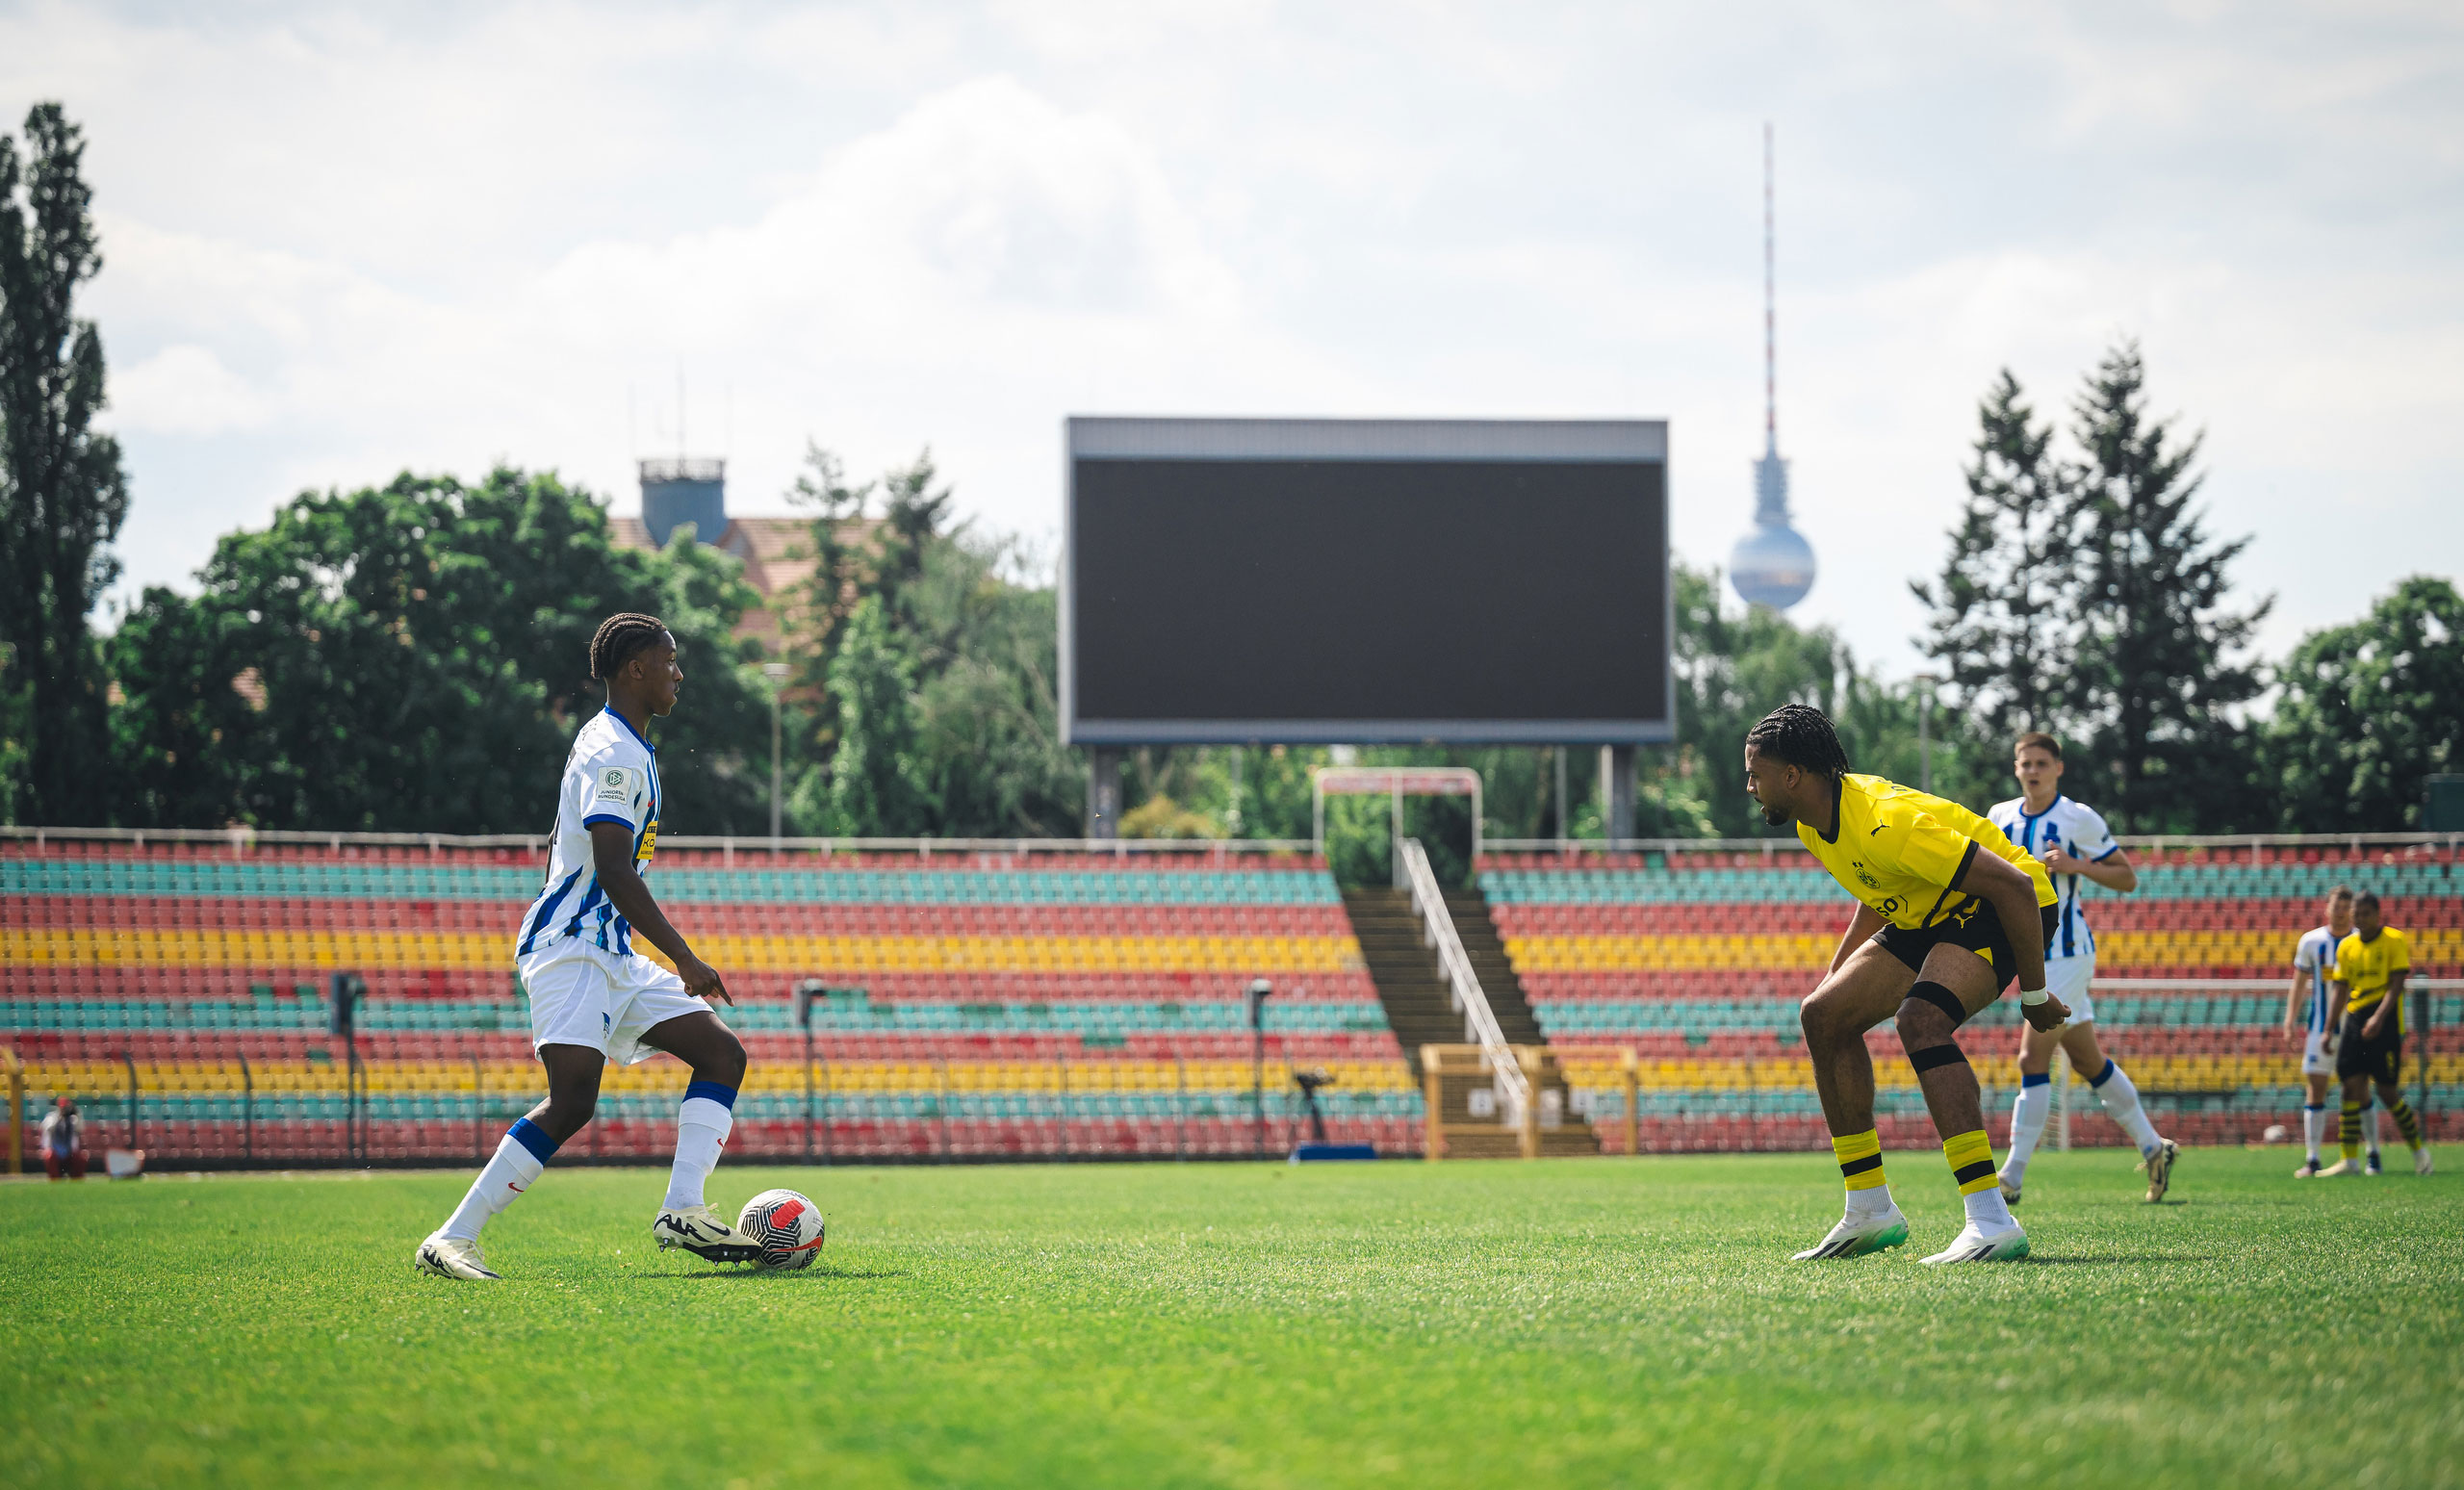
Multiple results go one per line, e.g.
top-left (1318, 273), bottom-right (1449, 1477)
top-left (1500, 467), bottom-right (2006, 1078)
top-left (2019, 987), bottom-right (2049, 1006)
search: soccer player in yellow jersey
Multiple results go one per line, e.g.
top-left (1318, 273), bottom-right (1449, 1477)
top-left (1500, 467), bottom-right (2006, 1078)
top-left (1741, 705), bottom-right (2066, 1264)
top-left (2322, 890), bottom-right (2433, 1176)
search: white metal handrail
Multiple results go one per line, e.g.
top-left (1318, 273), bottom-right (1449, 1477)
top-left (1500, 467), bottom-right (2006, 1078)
top-left (1397, 836), bottom-right (1529, 1118)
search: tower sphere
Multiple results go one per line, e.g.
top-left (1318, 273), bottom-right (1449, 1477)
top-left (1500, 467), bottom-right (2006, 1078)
top-left (1730, 521), bottom-right (1815, 609)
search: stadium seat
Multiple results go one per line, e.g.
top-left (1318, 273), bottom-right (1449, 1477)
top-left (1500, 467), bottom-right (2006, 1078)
top-left (3, 841), bottom-right (1411, 1164)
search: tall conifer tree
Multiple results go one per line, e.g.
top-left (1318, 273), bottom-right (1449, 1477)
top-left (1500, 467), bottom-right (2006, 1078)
top-left (2063, 343), bottom-right (2270, 831)
top-left (0, 104), bottom-right (128, 825)
top-left (1913, 370), bottom-right (2075, 747)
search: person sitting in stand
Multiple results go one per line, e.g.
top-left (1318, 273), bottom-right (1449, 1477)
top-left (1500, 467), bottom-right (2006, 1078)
top-left (40, 1096), bottom-right (87, 1181)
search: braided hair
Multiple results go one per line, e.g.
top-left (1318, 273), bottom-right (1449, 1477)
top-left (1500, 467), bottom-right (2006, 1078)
top-left (1745, 702), bottom-right (1850, 781)
top-left (589, 612), bottom-right (669, 682)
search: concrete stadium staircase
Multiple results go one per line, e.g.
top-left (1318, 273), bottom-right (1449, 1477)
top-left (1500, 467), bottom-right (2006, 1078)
top-left (1343, 886), bottom-right (1598, 1157)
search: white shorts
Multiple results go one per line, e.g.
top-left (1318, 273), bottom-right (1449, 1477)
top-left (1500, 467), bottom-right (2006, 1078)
top-left (2043, 955), bottom-right (2095, 1025)
top-left (518, 943), bottom-right (708, 1065)
top-left (2300, 1025), bottom-right (2339, 1078)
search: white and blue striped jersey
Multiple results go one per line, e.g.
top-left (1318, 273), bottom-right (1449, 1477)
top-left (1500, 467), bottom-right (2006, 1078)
top-left (517, 708), bottom-right (661, 961)
top-left (1988, 794), bottom-right (2119, 962)
top-left (2293, 925), bottom-right (2353, 1035)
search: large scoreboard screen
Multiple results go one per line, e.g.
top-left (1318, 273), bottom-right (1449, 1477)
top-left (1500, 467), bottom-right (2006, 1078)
top-left (1063, 418), bottom-right (1669, 745)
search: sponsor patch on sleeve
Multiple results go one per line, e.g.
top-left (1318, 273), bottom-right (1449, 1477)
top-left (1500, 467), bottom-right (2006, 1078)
top-left (594, 766), bottom-right (636, 807)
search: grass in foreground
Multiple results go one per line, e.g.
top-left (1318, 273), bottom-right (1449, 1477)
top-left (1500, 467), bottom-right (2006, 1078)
top-left (3, 1148), bottom-right (2459, 1489)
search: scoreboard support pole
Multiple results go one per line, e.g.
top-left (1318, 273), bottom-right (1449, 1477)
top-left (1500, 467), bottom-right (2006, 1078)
top-left (1088, 749), bottom-right (1124, 840)
top-left (1601, 746), bottom-right (1636, 842)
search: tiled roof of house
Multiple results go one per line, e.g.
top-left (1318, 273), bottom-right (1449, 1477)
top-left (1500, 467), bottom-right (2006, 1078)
top-left (612, 514), bottom-right (874, 649)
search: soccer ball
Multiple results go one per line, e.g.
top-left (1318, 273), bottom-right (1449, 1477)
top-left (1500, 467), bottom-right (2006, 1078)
top-left (737, 1188), bottom-right (826, 1270)
top-left (2262, 1123), bottom-right (2289, 1145)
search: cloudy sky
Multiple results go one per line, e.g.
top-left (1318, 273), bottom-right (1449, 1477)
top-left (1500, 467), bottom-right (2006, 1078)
top-left (7, 0), bottom-right (2458, 674)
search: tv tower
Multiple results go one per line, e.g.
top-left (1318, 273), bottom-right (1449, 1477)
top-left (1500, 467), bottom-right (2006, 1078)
top-left (1730, 122), bottom-right (1816, 610)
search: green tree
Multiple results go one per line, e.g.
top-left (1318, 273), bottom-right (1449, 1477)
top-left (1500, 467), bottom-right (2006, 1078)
top-left (777, 448), bottom-right (1084, 839)
top-left (821, 595), bottom-right (928, 835)
top-left (103, 584), bottom-right (258, 829)
top-left (1650, 560), bottom-right (1955, 836)
top-left (907, 532), bottom-right (1083, 836)
top-left (875, 450), bottom-right (957, 616)
top-left (107, 469), bottom-right (770, 834)
top-left (2265, 577), bottom-right (2464, 832)
top-left (779, 443), bottom-right (872, 681)
top-left (1913, 370), bottom-right (2075, 744)
top-left (2063, 344), bottom-right (2272, 831)
top-left (0, 103), bottom-right (129, 825)
top-left (642, 522), bottom-right (776, 835)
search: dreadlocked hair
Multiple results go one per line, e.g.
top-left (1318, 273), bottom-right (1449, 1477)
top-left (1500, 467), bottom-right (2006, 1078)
top-left (1746, 702), bottom-right (1850, 781)
top-left (590, 612), bottom-right (669, 681)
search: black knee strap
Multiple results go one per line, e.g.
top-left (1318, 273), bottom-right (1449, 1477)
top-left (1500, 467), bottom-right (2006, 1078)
top-left (1907, 980), bottom-right (1968, 1029)
top-left (1909, 1041), bottom-right (1968, 1074)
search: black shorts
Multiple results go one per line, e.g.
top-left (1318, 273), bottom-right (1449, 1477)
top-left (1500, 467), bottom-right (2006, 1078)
top-left (2334, 1009), bottom-right (2403, 1084)
top-left (1875, 900), bottom-right (2060, 1020)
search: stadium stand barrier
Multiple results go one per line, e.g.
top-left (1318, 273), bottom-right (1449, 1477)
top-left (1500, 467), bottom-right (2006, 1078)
top-left (1481, 833), bottom-right (2462, 1153)
top-left (3, 829), bottom-right (1418, 1167)
top-left (8, 828), bottom-right (2456, 1166)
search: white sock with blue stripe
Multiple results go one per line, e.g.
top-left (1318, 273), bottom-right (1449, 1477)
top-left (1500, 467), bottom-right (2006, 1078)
top-left (2089, 1060), bottom-right (2164, 1157)
top-left (663, 1081), bottom-right (736, 1211)
top-left (441, 1118), bottom-right (557, 1242)
top-left (2302, 1104), bottom-right (2325, 1162)
top-left (2002, 1072), bottom-right (2052, 1181)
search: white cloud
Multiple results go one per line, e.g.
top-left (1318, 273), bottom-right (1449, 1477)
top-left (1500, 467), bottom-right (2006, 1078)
top-left (106, 344), bottom-right (270, 436)
top-left (5, 0), bottom-right (2458, 675)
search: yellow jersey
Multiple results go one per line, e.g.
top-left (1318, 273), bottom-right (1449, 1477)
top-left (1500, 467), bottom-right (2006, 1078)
top-left (2334, 927), bottom-right (2410, 1016)
top-left (1796, 774), bottom-right (2057, 933)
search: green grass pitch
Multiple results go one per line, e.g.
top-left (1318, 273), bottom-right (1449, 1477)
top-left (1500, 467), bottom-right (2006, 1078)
top-left (5, 1149), bottom-right (2459, 1489)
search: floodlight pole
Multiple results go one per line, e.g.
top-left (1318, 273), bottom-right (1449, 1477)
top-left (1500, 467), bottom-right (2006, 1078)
top-left (329, 971), bottom-right (364, 1164)
top-left (1, 1049), bottom-right (17, 1175)
top-left (2, 1049), bottom-right (18, 1174)
top-left (1247, 979), bottom-right (1273, 1159)
top-left (119, 1049), bottom-right (138, 1149)
top-left (796, 980), bottom-right (824, 1163)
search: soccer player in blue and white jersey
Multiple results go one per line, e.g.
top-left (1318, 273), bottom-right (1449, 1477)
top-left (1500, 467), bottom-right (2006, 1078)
top-left (418, 613), bottom-right (760, 1280)
top-left (1988, 732), bottom-right (2180, 1204)
top-left (2285, 886), bottom-right (2382, 1177)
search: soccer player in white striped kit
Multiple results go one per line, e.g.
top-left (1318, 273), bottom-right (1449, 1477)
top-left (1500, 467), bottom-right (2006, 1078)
top-left (417, 613), bottom-right (761, 1279)
top-left (1989, 732), bottom-right (2181, 1203)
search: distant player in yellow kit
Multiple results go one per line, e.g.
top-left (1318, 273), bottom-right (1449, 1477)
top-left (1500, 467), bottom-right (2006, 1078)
top-left (1741, 705), bottom-right (2067, 1264)
top-left (2321, 891), bottom-right (2433, 1177)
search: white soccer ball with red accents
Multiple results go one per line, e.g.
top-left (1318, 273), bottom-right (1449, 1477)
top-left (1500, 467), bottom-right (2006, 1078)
top-left (737, 1188), bottom-right (826, 1270)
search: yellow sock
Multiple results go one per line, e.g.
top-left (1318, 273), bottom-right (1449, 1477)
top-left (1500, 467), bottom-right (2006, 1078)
top-left (1832, 1129), bottom-right (1886, 1192)
top-left (1942, 1128), bottom-right (1997, 1195)
top-left (2341, 1101), bottom-right (2363, 1161)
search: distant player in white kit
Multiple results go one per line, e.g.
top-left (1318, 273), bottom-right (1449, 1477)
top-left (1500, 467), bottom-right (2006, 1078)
top-left (2285, 886), bottom-right (2381, 1177)
top-left (418, 612), bottom-right (762, 1279)
top-left (1989, 732), bottom-right (2180, 1203)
